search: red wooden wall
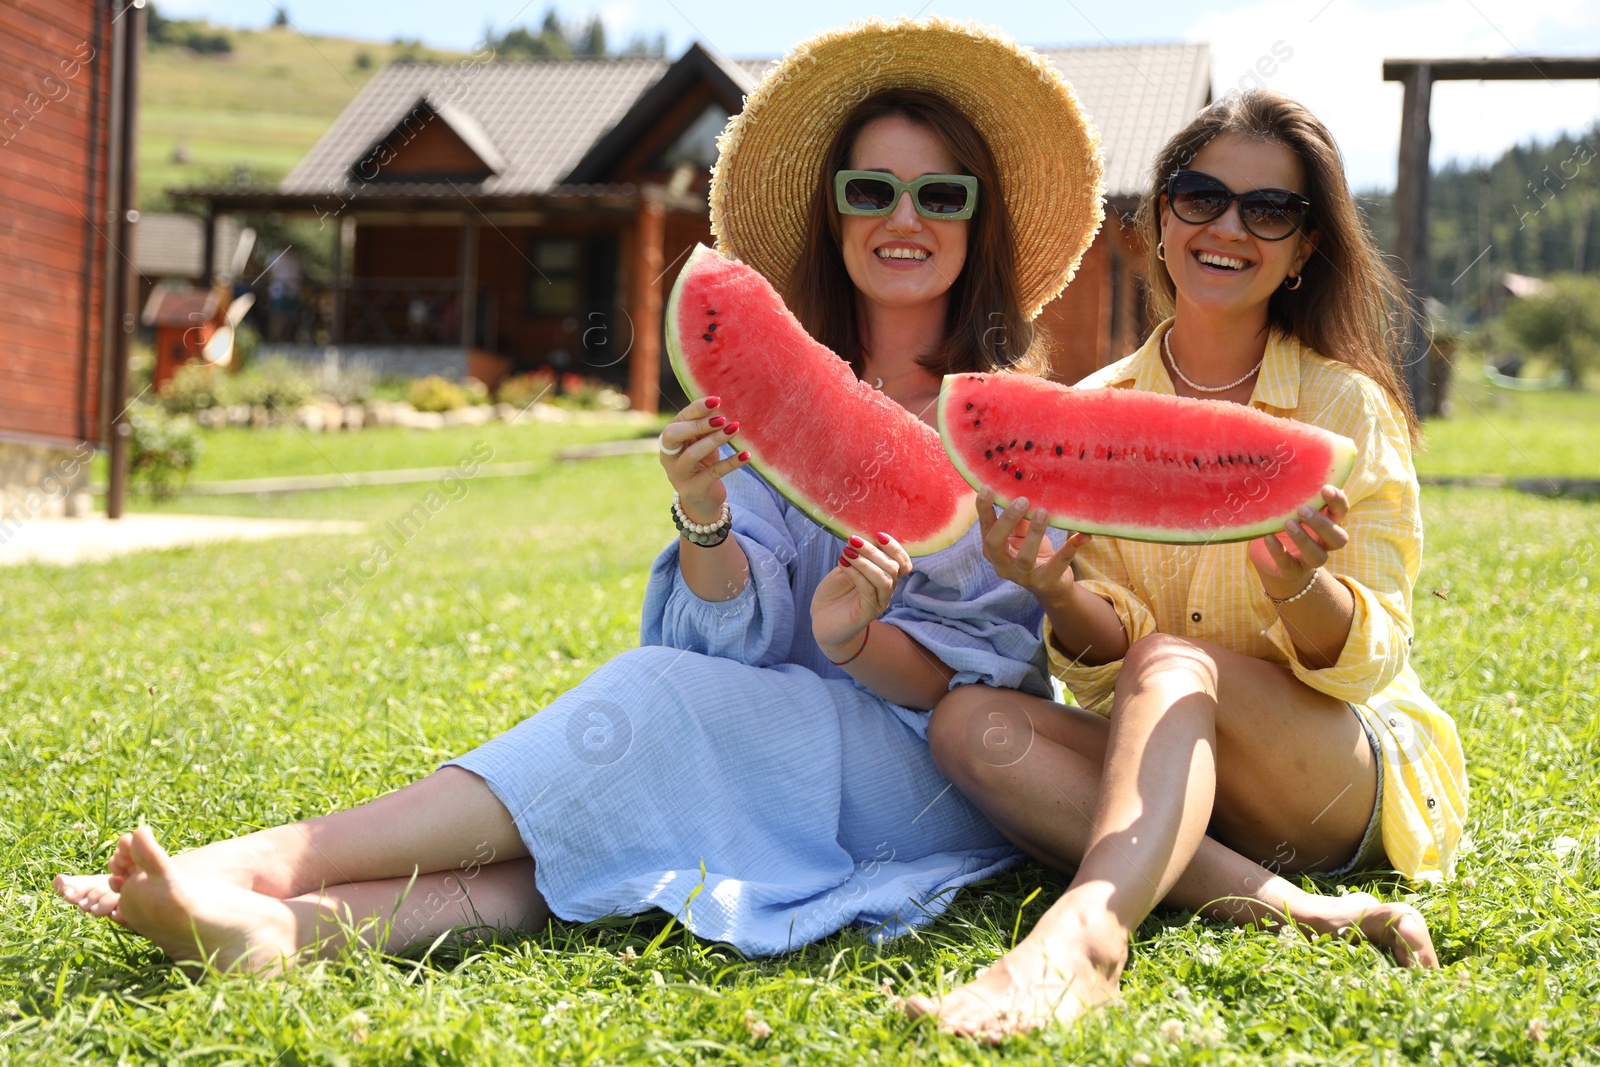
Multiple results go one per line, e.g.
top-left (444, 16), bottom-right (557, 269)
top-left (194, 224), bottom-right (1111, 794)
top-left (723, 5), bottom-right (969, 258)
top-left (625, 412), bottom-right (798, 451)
top-left (0, 0), bottom-right (112, 445)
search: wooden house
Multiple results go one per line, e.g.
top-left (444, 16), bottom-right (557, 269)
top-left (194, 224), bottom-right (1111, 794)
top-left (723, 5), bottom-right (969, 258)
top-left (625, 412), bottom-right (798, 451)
top-left (175, 41), bottom-right (1210, 412)
top-left (0, 0), bottom-right (142, 517)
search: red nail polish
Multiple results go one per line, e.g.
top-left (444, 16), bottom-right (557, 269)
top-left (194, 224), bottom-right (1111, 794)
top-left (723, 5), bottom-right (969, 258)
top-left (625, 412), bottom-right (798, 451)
top-left (705, 396), bottom-right (721, 408)
top-left (875, 532), bottom-right (890, 545)
top-left (848, 535), bottom-right (865, 549)
top-left (724, 421), bottom-right (740, 435)
top-left (708, 415), bottom-right (726, 427)
top-left (737, 451), bottom-right (751, 461)
top-left (838, 556), bottom-right (849, 568)
top-left (843, 546), bottom-right (859, 559)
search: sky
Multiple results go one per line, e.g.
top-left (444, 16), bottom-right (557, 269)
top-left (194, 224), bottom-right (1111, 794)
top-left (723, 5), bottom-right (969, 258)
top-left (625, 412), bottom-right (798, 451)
top-left (160, 0), bottom-right (1600, 190)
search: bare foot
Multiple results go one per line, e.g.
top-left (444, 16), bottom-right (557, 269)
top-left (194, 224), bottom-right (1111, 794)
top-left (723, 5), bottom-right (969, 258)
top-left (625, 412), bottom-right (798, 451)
top-left (56, 829), bottom-right (293, 923)
top-left (1290, 890), bottom-right (1438, 967)
top-left (905, 908), bottom-right (1126, 1040)
top-left (113, 827), bottom-right (304, 977)
top-left (54, 873), bottom-right (129, 922)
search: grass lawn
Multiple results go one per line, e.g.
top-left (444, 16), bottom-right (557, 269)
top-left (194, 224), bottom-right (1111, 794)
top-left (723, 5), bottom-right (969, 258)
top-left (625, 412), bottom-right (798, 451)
top-left (1416, 367), bottom-right (1600, 481)
top-left (4, 421), bottom-right (1598, 1063)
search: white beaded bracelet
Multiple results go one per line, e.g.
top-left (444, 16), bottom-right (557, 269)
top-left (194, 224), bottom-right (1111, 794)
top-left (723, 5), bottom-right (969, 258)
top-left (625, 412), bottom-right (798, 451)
top-left (1268, 567), bottom-right (1321, 606)
top-left (671, 492), bottom-right (730, 534)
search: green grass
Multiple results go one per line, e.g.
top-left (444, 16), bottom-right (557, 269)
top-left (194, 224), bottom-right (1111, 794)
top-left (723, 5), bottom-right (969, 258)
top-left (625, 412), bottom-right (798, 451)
top-left (4, 422), bottom-right (1598, 1063)
top-left (140, 27), bottom-right (466, 205)
top-left (1416, 366), bottom-right (1600, 481)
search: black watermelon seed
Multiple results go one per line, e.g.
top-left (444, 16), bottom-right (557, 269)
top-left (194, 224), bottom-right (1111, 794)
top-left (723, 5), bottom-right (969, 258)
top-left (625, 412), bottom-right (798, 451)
top-left (1079, 448), bottom-right (1086, 459)
top-left (1010, 439), bottom-right (1017, 449)
top-left (965, 402), bottom-right (974, 411)
top-left (1014, 470), bottom-right (1023, 480)
top-left (702, 333), bottom-right (714, 342)
top-left (996, 444), bottom-right (1005, 452)
top-left (1055, 445), bottom-right (1063, 456)
top-left (985, 450), bottom-right (993, 459)
top-left (707, 308), bottom-right (717, 314)
top-left (1192, 458), bottom-right (1201, 467)
top-left (1024, 441), bottom-right (1033, 451)
top-left (707, 322), bottom-right (718, 331)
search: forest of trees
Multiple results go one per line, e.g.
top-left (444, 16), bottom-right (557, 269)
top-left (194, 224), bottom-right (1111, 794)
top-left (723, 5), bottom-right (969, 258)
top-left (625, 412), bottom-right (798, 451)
top-left (483, 10), bottom-right (666, 59)
top-left (1360, 123), bottom-right (1600, 323)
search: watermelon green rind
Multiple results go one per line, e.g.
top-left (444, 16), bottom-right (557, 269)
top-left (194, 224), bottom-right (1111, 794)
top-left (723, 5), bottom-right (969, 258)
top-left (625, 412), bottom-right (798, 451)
top-left (937, 373), bottom-right (1358, 545)
top-left (664, 245), bottom-right (976, 556)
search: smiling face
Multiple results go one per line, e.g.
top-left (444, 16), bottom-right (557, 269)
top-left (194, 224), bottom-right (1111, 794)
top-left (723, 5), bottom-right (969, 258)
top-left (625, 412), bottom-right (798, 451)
top-left (1160, 132), bottom-right (1316, 317)
top-left (837, 115), bottom-right (970, 313)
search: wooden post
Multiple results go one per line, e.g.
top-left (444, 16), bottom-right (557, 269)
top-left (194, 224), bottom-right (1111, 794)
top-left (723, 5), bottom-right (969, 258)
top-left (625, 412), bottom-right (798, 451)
top-left (459, 214), bottom-right (479, 349)
top-left (331, 214), bottom-right (346, 344)
top-left (200, 211), bottom-right (216, 289)
top-left (1388, 61), bottom-right (1434, 417)
top-left (105, 1), bottom-right (142, 520)
top-left (627, 188), bottom-right (666, 414)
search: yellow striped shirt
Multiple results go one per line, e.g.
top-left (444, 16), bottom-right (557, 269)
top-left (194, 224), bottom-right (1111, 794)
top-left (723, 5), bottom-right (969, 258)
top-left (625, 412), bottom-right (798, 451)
top-left (1046, 319), bottom-right (1467, 883)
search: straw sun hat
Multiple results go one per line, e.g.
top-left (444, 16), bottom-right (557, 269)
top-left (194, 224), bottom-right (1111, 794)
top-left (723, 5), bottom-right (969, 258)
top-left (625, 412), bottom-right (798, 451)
top-left (710, 16), bottom-right (1106, 320)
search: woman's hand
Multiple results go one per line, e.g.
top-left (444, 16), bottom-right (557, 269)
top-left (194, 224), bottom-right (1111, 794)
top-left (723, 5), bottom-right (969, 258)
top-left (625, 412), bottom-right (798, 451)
top-left (658, 396), bottom-right (750, 522)
top-left (1249, 484), bottom-right (1350, 598)
top-left (811, 531), bottom-right (914, 657)
top-left (975, 488), bottom-right (1090, 611)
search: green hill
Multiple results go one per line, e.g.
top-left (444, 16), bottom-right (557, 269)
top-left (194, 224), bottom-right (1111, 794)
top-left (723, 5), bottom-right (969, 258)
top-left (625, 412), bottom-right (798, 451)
top-left (139, 23), bottom-right (464, 208)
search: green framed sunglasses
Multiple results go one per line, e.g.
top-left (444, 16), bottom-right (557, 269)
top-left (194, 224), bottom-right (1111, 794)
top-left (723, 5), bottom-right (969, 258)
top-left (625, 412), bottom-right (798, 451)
top-left (834, 170), bottom-right (979, 221)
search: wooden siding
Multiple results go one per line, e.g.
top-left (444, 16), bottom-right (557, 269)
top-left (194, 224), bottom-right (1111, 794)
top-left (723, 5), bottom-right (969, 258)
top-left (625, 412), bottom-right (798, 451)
top-left (0, 0), bottom-right (112, 444)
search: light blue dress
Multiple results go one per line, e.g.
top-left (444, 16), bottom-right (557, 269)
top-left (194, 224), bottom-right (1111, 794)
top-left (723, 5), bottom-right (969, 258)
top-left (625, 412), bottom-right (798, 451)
top-left (446, 462), bottom-right (1054, 956)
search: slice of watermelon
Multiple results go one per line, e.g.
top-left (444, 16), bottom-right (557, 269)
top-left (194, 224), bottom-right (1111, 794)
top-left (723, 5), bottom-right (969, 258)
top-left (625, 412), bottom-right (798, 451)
top-left (665, 245), bottom-right (976, 555)
top-left (937, 372), bottom-right (1357, 544)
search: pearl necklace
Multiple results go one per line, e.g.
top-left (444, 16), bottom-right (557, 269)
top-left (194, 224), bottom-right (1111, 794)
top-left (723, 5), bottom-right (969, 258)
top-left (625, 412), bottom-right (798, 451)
top-left (1162, 330), bottom-right (1263, 393)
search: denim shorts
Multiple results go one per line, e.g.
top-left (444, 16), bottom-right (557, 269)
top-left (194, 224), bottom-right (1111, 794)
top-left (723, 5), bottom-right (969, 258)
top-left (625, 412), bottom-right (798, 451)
top-left (1320, 702), bottom-right (1389, 878)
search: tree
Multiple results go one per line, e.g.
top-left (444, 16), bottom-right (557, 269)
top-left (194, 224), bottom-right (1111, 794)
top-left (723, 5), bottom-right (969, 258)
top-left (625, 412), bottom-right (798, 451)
top-left (271, 6), bottom-right (289, 27)
top-left (1497, 274), bottom-right (1600, 389)
top-left (579, 16), bottom-right (605, 56)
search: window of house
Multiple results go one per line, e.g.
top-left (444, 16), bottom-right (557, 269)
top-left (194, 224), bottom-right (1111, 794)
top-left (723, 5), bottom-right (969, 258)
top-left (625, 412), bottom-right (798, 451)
top-left (529, 237), bottom-right (582, 314)
top-left (653, 103), bottom-right (729, 171)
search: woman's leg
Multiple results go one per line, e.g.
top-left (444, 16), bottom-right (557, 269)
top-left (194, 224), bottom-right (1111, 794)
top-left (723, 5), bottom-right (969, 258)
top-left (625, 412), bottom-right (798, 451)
top-left (56, 767), bottom-right (527, 918)
top-left (925, 684), bottom-right (1418, 935)
top-left (107, 827), bottom-right (547, 975)
top-left (911, 635), bottom-right (1432, 1037)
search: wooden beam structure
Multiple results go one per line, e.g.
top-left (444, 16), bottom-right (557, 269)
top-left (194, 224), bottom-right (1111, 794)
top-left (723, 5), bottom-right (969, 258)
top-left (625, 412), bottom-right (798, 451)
top-left (1383, 55), bottom-right (1600, 415)
top-left (627, 187), bottom-right (667, 415)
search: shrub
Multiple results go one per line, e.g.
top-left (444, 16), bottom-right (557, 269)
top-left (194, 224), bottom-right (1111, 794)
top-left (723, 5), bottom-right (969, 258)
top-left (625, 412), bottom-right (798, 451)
top-left (549, 371), bottom-right (631, 411)
top-left (496, 368), bottom-right (556, 409)
top-left (225, 356), bottom-right (317, 413)
top-left (319, 360), bottom-right (377, 405)
top-left (158, 363), bottom-right (224, 415)
top-left (407, 375), bottom-right (467, 412)
top-left (129, 405), bottom-right (203, 500)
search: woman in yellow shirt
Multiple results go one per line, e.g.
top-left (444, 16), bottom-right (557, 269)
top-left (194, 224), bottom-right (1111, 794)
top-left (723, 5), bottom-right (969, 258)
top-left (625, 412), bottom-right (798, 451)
top-left (907, 90), bottom-right (1467, 1038)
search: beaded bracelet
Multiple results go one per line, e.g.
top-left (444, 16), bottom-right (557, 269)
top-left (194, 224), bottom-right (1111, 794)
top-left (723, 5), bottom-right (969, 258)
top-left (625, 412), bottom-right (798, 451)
top-left (828, 622), bottom-right (871, 666)
top-left (1268, 567), bottom-right (1321, 606)
top-left (671, 492), bottom-right (732, 547)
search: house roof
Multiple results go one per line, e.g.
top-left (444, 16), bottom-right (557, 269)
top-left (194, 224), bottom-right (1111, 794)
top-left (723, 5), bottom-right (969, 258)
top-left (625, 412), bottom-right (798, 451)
top-left (136, 213), bottom-right (244, 279)
top-left (1037, 43), bottom-right (1211, 197)
top-left (277, 41), bottom-right (1209, 202)
top-left (281, 58), bottom-right (673, 196)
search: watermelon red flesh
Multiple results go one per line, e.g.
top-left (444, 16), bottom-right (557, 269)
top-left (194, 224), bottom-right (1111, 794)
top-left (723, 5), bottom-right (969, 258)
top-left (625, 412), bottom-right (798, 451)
top-left (665, 245), bottom-right (976, 555)
top-left (937, 372), bottom-right (1358, 544)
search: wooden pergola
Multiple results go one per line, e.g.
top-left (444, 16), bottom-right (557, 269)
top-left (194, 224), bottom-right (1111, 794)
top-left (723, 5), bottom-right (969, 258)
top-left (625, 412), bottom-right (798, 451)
top-left (1384, 56), bottom-right (1600, 415)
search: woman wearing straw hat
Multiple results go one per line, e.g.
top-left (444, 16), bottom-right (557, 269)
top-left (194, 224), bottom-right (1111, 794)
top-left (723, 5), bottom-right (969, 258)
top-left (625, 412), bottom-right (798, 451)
top-left (908, 90), bottom-right (1466, 1037)
top-left (54, 18), bottom-right (1108, 973)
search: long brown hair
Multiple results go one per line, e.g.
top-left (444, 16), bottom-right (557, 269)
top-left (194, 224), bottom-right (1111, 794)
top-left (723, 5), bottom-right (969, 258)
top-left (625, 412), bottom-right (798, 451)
top-left (785, 89), bottom-right (1041, 377)
top-left (1134, 90), bottom-right (1422, 442)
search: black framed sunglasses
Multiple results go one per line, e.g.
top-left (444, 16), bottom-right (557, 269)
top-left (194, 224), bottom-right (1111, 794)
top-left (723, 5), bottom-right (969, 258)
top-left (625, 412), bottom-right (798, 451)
top-left (834, 170), bottom-right (979, 221)
top-left (1165, 169), bottom-right (1312, 241)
